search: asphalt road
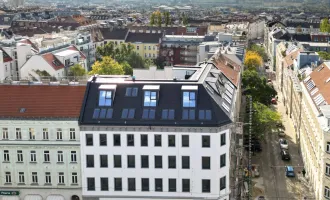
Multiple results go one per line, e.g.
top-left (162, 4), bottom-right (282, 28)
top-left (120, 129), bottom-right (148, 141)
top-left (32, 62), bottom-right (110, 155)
top-left (250, 91), bottom-right (314, 199)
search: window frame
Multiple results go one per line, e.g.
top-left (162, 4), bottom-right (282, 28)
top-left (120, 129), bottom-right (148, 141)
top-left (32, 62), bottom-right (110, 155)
top-left (127, 134), bottom-right (134, 146)
top-left (141, 134), bottom-right (148, 146)
top-left (99, 134), bottom-right (107, 146)
top-left (169, 178), bottom-right (176, 192)
top-left (127, 155), bottom-right (135, 168)
top-left (86, 155), bottom-right (94, 168)
top-left (202, 135), bottom-right (210, 148)
top-left (155, 155), bottom-right (162, 168)
top-left (114, 178), bottom-right (122, 191)
top-left (221, 133), bottom-right (226, 146)
top-left (100, 155), bottom-right (108, 168)
top-left (87, 177), bottom-right (95, 191)
top-left (182, 135), bottom-right (189, 147)
top-left (202, 156), bottom-right (211, 170)
top-left (113, 134), bottom-right (121, 146)
top-left (220, 176), bottom-right (226, 190)
top-left (182, 179), bottom-right (190, 192)
top-left (182, 156), bottom-right (190, 169)
top-left (98, 90), bottom-right (113, 107)
top-left (220, 153), bottom-right (226, 168)
top-left (154, 134), bottom-right (162, 146)
top-left (202, 179), bottom-right (211, 193)
top-left (114, 155), bottom-right (122, 168)
top-left (141, 178), bottom-right (149, 191)
top-left (128, 178), bottom-right (136, 191)
top-left (144, 91), bottom-right (157, 107)
top-left (182, 91), bottom-right (196, 107)
top-left (141, 155), bottom-right (149, 168)
top-left (168, 135), bottom-right (175, 147)
top-left (155, 178), bottom-right (163, 192)
top-left (100, 177), bottom-right (109, 191)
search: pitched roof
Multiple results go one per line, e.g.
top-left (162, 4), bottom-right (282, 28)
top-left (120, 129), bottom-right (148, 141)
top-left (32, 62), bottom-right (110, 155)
top-left (0, 85), bottom-right (86, 119)
top-left (283, 49), bottom-right (301, 68)
top-left (0, 47), bottom-right (12, 62)
top-left (303, 62), bottom-right (330, 109)
top-left (42, 53), bottom-right (64, 70)
top-left (125, 32), bottom-right (162, 44)
top-left (68, 45), bottom-right (86, 59)
top-left (100, 28), bottom-right (129, 40)
top-left (20, 39), bottom-right (39, 51)
top-left (212, 54), bottom-right (241, 87)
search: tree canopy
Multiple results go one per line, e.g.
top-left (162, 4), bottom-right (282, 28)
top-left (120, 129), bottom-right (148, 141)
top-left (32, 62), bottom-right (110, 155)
top-left (89, 56), bottom-right (125, 75)
top-left (96, 42), bottom-right (135, 63)
top-left (317, 51), bottom-right (330, 60)
top-left (244, 50), bottom-right (263, 70)
top-left (68, 64), bottom-right (86, 77)
top-left (242, 70), bottom-right (277, 106)
top-left (248, 44), bottom-right (268, 62)
top-left (320, 18), bottom-right (330, 33)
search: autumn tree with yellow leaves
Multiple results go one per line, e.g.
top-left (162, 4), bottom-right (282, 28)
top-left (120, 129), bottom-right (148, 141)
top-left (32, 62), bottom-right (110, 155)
top-left (244, 51), bottom-right (263, 70)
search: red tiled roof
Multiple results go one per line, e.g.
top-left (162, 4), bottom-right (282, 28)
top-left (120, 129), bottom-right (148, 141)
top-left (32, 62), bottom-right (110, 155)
top-left (212, 54), bottom-right (241, 87)
top-left (68, 45), bottom-right (86, 59)
top-left (42, 53), bottom-right (65, 71)
top-left (20, 39), bottom-right (39, 51)
top-left (304, 62), bottom-right (330, 107)
top-left (0, 47), bottom-right (13, 63)
top-left (0, 85), bottom-right (86, 118)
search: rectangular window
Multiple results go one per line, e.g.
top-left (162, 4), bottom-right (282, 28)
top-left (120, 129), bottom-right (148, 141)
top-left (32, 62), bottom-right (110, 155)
top-left (32, 172), bottom-right (38, 184)
top-left (87, 177), bottom-right (95, 191)
top-left (182, 109), bottom-right (195, 120)
top-left (121, 108), bottom-right (135, 119)
top-left (45, 172), bottom-right (51, 184)
top-left (202, 179), bottom-right (211, 193)
top-left (155, 178), bottom-right (163, 192)
top-left (325, 186), bottom-right (330, 198)
top-left (70, 128), bottom-right (76, 140)
top-left (183, 91), bottom-right (196, 107)
top-left (100, 155), bottom-right (108, 168)
top-left (127, 134), bottom-right (134, 146)
top-left (86, 155), bottom-right (94, 168)
top-left (182, 179), bottom-right (190, 192)
top-left (168, 156), bottom-right (176, 169)
top-left (86, 134), bottom-right (93, 146)
top-left (168, 135), bottom-right (175, 147)
top-left (221, 133), bottom-right (226, 146)
top-left (58, 172), bottom-right (64, 184)
top-left (199, 110), bottom-right (212, 120)
top-left (29, 128), bottom-right (35, 140)
top-left (141, 155), bottom-right (149, 168)
top-left (71, 151), bottom-right (77, 162)
top-left (142, 178), bottom-right (149, 191)
top-left (182, 135), bottom-right (189, 147)
top-left (113, 134), bottom-right (121, 146)
top-left (2, 128), bottom-right (8, 139)
top-left (144, 91), bottom-right (157, 107)
top-left (128, 178), bottom-right (136, 191)
top-left (220, 154), bottom-right (226, 168)
top-left (182, 156), bottom-right (190, 169)
top-left (99, 90), bottom-right (112, 106)
top-left (43, 128), bottom-right (49, 140)
top-left (127, 155), bottom-right (135, 168)
top-left (155, 155), bottom-right (162, 168)
top-left (100, 177), bottom-right (109, 191)
top-left (4, 150), bottom-right (9, 162)
top-left (114, 178), bottom-right (122, 191)
top-left (161, 109), bottom-right (175, 120)
top-left (29, 150), bottom-right (36, 162)
top-left (169, 179), bottom-right (176, 192)
top-left (5, 172), bottom-right (11, 183)
top-left (154, 135), bottom-right (162, 146)
top-left (114, 155), bottom-right (122, 168)
top-left (220, 176), bottom-right (226, 190)
top-left (56, 128), bottom-right (63, 140)
top-left (327, 142), bottom-right (330, 153)
top-left (141, 134), bottom-right (148, 146)
top-left (142, 108), bottom-right (156, 119)
top-left (125, 87), bottom-right (138, 97)
top-left (17, 150), bottom-right (23, 162)
top-left (72, 172), bottom-right (78, 184)
top-left (57, 151), bottom-right (64, 163)
top-left (202, 157), bottom-right (210, 169)
top-left (44, 151), bottom-right (50, 162)
top-left (18, 172), bottom-right (25, 184)
top-left (16, 128), bottom-right (21, 139)
top-left (99, 134), bottom-right (107, 146)
top-left (202, 135), bottom-right (210, 147)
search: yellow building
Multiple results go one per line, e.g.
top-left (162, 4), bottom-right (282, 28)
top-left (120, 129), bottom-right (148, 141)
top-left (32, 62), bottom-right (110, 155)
top-left (125, 32), bottom-right (162, 59)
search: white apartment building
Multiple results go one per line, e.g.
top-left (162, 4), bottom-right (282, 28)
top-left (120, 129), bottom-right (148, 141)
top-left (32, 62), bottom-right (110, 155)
top-left (0, 83), bottom-right (86, 200)
top-left (79, 62), bottom-right (237, 200)
top-left (247, 19), bottom-right (265, 40)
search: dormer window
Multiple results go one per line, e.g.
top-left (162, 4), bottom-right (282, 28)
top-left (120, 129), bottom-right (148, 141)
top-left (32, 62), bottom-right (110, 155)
top-left (98, 85), bottom-right (116, 107)
top-left (143, 85), bottom-right (160, 107)
top-left (182, 85), bottom-right (198, 107)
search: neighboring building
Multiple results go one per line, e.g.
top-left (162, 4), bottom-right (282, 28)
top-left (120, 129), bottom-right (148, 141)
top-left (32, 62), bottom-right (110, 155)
top-left (20, 45), bottom-right (87, 80)
top-left (0, 83), bottom-right (86, 200)
top-left (125, 31), bottom-right (161, 59)
top-left (161, 35), bottom-right (205, 66)
top-left (247, 19), bottom-right (265, 40)
top-left (99, 28), bottom-right (129, 46)
top-left (0, 47), bottom-right (15, 81)
top-left (79, 62), bottom-right (238, 200)
top-left (283, 19), bottom-right (320, 34)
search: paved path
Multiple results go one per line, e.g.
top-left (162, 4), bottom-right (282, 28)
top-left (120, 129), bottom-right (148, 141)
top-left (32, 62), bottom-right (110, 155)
top-left (251, 83), bottom-right (314, 200)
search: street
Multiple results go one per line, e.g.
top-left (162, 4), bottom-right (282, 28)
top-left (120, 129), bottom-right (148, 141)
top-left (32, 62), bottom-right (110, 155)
top-left (250, 85), bottom-right (314, 199)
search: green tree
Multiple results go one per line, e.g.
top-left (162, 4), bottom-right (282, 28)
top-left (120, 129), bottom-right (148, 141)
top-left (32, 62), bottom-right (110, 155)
top-left (144, 59), bottom-right (154, 68)
top-left (126, 52), bottom-right (146, 69)
top-left (122, 61), bottom-right (133, 75)
top-left (182, 13), bottom-right (188, 26)
top-left (68, 64), bottom-right (86, 77)
top-left (156, 11), bottom-right (162, 27)
top-left (320, 18), bottom-right (329, 33)
top-left (248, 44), bottom-right (268, 62)
top-left (164, 12), bottom-right (171, 26)
top-left (89, 56), bottom-right (124, 75)
top-left (150, 12), bottom-right (156, 26)
top-left (242, 70), bottom-right (277, 106)
top-left (318, 51), bottom-right (330, 60)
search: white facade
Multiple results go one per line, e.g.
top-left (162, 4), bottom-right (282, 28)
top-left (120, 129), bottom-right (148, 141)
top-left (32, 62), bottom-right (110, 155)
top-left (80, 127), bottom-right (230, 200)
top-left (0, 120), bottom-right (82, 200)
top-left (247, 20), bottom-right (265, 40)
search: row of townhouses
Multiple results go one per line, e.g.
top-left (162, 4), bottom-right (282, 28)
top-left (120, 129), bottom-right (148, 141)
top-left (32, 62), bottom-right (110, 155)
top-left (0, 44), bottom-right (243, 200)
top-left (275, 41), bottom-right (330, 200)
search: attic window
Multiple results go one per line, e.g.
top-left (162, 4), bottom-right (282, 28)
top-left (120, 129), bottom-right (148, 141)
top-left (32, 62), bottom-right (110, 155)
top-left (98, 85), bottom-right (117, 107)
top-left (182, 91), bottom-right (196, 108)
top-left (52, 60), bottom-right (61, 66)
top-left (306, 80), bottom-right (315, 91)
top-left (125, 87), bottom-right (138, 97)
top-left (19, 108), bottom-right (26, 113)
top-left (144, 91), bottom-right (157, 107)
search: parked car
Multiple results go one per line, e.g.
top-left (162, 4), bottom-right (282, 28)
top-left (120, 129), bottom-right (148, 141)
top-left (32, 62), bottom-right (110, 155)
top-left (279, 138), bottom-right (288, 149)
top-left (281, 149), bottom-right (290, 160)
top-left (278, 128), bottom-right (285, 137)
top-left (285, 166), bottom-right (295, 177)
top-left (271, 98), bottom-right (277, 104)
